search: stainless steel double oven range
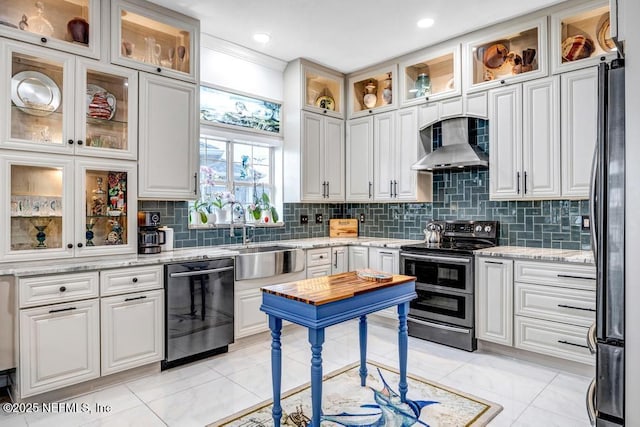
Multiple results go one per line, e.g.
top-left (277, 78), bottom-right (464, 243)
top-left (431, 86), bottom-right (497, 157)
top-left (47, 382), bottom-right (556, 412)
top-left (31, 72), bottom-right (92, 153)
top-left (400, 220), bottom-right (499, 351)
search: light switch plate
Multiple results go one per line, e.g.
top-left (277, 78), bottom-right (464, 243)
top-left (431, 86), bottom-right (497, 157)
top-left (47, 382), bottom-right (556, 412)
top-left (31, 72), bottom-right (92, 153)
top-left (300, 215), bottom-right (309, 224)
top-left (359, 213), bottom-right (365, 223)
top-left (315, 213), bottom-right (323, 224)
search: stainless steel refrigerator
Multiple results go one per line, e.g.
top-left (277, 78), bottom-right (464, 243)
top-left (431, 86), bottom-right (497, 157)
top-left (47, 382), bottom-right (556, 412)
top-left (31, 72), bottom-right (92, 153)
top-left (587, 59), bottom-right (625, 426)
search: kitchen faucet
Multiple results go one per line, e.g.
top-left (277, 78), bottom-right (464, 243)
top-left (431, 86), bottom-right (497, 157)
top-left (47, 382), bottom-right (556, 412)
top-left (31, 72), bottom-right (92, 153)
top-left (228, 201), bottom-right (254, 244)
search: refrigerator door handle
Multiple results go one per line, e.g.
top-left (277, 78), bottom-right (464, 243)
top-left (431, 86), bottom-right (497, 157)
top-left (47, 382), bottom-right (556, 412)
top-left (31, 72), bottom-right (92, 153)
top-left (587, 322), bottom-right (597, 355)
top-left (589, 146), bottom-right (597, 261)
top-left (586, 377), bottom-right (597, 426)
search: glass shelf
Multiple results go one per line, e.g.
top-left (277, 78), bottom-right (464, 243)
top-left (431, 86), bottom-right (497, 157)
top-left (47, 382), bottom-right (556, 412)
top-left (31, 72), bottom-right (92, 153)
top-left (303, 65), bottom-right (343, 117)
top-left (400, 45), bottom-right (460, 105)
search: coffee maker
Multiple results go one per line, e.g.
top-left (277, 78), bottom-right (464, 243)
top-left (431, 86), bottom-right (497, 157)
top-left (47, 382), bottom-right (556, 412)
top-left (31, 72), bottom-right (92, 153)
top-left (138, 211), bottom-right (165, 254)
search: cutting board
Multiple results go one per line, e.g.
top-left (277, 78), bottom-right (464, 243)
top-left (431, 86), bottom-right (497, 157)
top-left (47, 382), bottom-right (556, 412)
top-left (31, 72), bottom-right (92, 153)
top-left (329, 218), bottom-right (358, 237)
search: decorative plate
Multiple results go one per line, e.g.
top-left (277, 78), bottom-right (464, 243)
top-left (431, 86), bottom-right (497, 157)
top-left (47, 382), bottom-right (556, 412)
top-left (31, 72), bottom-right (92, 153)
top-left (315, 95), bottom-right (335, 111)
top-left (87, 84), bottom-right (116, 120)
top-left (11, 71), bottom-right (61, 116)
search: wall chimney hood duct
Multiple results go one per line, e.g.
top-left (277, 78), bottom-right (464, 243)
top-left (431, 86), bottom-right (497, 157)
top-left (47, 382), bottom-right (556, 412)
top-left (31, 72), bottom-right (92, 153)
top-left (411, 117), bottom-right (488, 171)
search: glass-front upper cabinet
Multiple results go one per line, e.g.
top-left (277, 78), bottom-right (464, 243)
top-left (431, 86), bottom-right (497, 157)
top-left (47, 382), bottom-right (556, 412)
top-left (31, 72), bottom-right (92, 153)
top-left (347, 64), bottom-right (398, 118)
top-left (0, 0), bottom-right (101, 58)
top-left (75, 158), bottom-right (137, 257)
top-left (75, 59), bottom-right (138, 160)
top-left (0, 153), bottom-right (137, 262)
top-left (463, 17), bottom-right (548, 92)
top-left (111, 0), bottom-right (199, 83)
top-left (302, 63), bottom-right (344, 118)
top-left (550, 0), bottom-right (616, 74)
top-left (1, 40), bottom-right (138, 159)
top-left (399, 43), bottom-right (461, 106)
top-left (1, 153), bottom-right (74, 261)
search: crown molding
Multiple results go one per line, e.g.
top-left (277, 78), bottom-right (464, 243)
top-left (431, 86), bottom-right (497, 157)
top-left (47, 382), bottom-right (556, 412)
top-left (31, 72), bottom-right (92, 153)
top-left (201, 33), bottom-right (287, 72)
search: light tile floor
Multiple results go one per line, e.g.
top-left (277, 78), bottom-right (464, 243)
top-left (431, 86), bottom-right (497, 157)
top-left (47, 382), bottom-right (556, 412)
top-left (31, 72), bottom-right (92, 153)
top-left (0, 320), bottom-right (593, 426)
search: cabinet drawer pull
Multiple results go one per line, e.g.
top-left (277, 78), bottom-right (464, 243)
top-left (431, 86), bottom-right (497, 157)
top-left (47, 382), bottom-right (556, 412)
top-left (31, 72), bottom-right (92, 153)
top-left (59, 286), bottom-right (66, 292)
top-left (557, 274), bottom-right (595, 281)
top-left (125, 295), bottom-right (147, 302)
top-left (557, 340), bottom-right (589, 349)
top-left (49, 306), bottom-right (76, 314)
top-left (524, 171), bottom-right (528, 194)
top-left (193, 173), bottom-right (198, 195)
top-left (485, 260), bottom-right (503, 265)
top-left (557, 304), bottom-right (596, 312)
top-left (517, 171), bottom-right (521, 194)
top-left (132, 277), bottom-right (138, 283)
top-left (368, 181), bottom-right (372, 198)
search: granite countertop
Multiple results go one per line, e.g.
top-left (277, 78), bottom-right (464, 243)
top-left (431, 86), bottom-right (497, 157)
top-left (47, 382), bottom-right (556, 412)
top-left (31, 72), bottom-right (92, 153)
top-left (0, 237), bottom-right (424, 277)
top-left (474, 245), bottom-right (595, 265)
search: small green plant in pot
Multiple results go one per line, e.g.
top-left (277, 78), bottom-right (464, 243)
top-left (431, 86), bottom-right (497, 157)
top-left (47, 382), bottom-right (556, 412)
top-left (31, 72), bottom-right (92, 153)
top-left (189, 199), bottom-right (208, 224)
top-left (247, 189), bottom-right (278, 223)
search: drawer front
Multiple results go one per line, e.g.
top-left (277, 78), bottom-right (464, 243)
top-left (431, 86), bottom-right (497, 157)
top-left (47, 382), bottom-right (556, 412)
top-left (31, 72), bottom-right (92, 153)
top-left (19, 272), bottom-right (99, 308)
top-left (306, 248), bottom-right (332, 266)
top-left (515, 260), bottom-right (596, 290)
top-left (100, 265), bottom-right (163, 296)
top-left (514, 316), bottom-right (594, 365)
top-left (515, 282), bottom-right (596, 327)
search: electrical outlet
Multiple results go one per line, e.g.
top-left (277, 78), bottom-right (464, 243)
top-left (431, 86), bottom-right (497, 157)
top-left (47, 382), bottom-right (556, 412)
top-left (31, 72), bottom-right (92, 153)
top-left (359, 213), bottom-right (365, 223)
top-left (300, 215), bottom-right (308, 225)
top-left (582, 215), bottom-right (591, 230)
top-left (315, 213), bottom-right (323, 224)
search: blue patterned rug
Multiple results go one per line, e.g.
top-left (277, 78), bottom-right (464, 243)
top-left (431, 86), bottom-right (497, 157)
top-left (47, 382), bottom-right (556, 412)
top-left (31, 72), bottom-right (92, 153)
top-left (212, 360), bottom-right (502, 426)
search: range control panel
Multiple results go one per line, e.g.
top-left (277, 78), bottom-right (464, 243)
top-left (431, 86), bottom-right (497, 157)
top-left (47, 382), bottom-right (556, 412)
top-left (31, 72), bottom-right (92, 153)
top-left (438, 220), bottom-right (499, 240)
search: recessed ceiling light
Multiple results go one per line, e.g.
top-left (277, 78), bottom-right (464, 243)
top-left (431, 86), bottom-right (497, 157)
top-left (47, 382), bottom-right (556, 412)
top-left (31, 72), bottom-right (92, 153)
top-left (253, 33), bottom-right (271, 44)
top-left (417, 18), bottom-right (435, 29)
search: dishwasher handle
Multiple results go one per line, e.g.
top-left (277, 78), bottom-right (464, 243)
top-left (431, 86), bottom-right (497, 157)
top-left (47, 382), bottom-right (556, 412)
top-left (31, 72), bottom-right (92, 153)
top-left (169, 266), bottom-right (234, 278)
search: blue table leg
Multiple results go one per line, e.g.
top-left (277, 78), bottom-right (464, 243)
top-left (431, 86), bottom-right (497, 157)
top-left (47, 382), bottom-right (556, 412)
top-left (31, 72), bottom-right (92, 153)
top-left (309, 327), bottom-right (325, 427)
top-left (359, 315), bottom-right (368, 386)
top-left (398, 302), bottom-right (409, 403)
top-left (269, 315), bottom-right (283, 427)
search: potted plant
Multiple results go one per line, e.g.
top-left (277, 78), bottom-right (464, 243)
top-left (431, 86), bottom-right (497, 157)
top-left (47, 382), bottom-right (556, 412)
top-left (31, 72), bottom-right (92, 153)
top-left (247, 188), bottom-right (278, 223)
top-left (211, 191), bottom-right (235, 223)
top-left (189, 199), bottom-right (208, 225)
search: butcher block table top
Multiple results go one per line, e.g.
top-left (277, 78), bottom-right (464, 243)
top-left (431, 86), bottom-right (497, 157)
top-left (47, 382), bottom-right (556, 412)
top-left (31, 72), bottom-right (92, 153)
top-left (260, 271), bottom-right (417, 306)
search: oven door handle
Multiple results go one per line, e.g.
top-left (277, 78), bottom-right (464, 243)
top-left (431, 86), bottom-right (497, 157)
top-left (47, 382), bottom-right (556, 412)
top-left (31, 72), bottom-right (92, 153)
top-left (401, 253), bottom-right (471, 264)
top-left (409, 317), bottom-right (471, 334)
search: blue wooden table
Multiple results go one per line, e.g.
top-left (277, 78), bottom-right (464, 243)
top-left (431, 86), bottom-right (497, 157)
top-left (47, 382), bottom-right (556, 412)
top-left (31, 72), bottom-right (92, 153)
top-left (260, 271), bottom-right (417, 427)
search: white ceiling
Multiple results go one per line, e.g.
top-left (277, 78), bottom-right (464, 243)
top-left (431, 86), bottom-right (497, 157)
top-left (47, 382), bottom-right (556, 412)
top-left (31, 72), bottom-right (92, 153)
top-left (148, 0), bottom-right (568, 73)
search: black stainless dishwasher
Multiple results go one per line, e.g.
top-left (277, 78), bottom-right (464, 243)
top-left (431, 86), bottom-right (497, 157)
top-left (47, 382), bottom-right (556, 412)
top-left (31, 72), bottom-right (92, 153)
top-left (163, 258), bottom-right (234, 369)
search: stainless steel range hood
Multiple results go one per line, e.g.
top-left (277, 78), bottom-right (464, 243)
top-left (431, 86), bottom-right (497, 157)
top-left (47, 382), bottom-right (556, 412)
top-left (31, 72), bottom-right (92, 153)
top-left (411, 117), bottom-right (488, 171)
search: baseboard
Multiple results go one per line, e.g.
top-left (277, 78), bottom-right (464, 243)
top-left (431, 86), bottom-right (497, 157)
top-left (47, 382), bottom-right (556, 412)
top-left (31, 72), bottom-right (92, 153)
top-left (477, 340), bottom-right (595, 377)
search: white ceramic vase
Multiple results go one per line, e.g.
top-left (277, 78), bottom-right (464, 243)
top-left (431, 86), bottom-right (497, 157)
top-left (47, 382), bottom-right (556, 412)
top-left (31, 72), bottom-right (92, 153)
top-left (206, 212), bottom-right (216, 225)
top-left (216, 207), bottom-right (228, 223)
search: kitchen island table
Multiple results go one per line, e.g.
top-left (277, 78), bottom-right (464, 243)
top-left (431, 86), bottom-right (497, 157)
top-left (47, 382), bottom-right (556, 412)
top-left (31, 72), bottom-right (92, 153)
top-left (260, 271), bottom-right (417, 427)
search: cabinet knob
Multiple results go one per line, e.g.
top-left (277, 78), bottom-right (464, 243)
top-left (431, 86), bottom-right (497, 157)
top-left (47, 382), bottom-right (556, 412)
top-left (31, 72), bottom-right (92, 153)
top-left (40, 37), bottom-right (47, 43)
top-left (67, 139), bottom-right (74, 145)
top-left (425, 96), bottom-right (429, 102)
top-left (67, 243), bottom-right (73, 249)
top-left (500, 80), bottom-right (506, 85)
top-left (600, 56), bottom-right (606, 61)
top-left (132, 277), bottom-right (138, 283)
top-left (77, 140), bottom-right (83, 145)
top-left (323, 109), bottom-right (327, 114)
top-left (59, 286), bottom-right (66, 292)
top-left (157, 67), bottom-right (162, 72)
top-left (77, 243), bottom-right (83, 248)
top-left (368, 109), bottom-right (373, 113)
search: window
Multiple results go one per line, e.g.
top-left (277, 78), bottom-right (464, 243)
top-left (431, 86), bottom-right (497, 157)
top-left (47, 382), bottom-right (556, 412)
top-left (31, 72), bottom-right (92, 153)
top-left (199, 136), bottom-right (274, 207)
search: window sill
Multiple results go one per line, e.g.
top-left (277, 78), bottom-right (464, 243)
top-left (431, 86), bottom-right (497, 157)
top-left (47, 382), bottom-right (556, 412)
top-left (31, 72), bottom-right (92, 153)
top-left (188, 222), bottom-right (285, 230)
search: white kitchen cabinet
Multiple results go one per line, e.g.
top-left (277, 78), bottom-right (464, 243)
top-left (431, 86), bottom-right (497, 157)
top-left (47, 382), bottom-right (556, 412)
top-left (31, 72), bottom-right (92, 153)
top-left (346, 116), bottom-right (374, 201)
top-left (299, 111), bottom-right (345, 202)
top-left (348, 246), bottom-right (369, 270)
top-left (138, 72), bottom-right (198, 200)
top-left (0, 153), bottom-right (137, 262)
top-left (19, 299), bottom-right (100, 397)
top-left (417, 94), bottom-right (488, 130)
top-left (0, 40), bottom-right (138, 159)
top-left (111, 0), bottom-right (200, 83)
top-left (235, 288), bottom-right (268, 339)
top-left (561, 67), bottom-right (598, 198)
top-left (369, 248), bottom-right (399, 319)
top-left (101, 289), bottom-right (164, 375)
top-left (283, 59), bottom-right (344, 119)
top-left (306, 246), bottom-right (347, 278)
top-left (347, 64), bottom-right (398, 119)
top-left (332, 246), bottom-right (348, 274)
top-left (489, 76), bottom-right (561, 200)
top-left (369, 248), bottom-right (400, 274)
top-left (476, 257), bottom-right (514, 346)
top-left (373, 108), bottom-right (431, 202)
top-left (0, 0), bottom-right (102, 59)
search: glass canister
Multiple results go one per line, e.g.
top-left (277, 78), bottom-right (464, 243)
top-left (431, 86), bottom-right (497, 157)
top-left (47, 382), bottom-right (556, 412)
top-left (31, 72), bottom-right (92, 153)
top-left (415, 73), bottom-right (431, 97)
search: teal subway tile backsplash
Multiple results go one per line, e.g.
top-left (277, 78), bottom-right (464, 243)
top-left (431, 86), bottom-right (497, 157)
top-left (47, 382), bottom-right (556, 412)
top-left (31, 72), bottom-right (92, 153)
top-left (140, 118), bottom-right (591, 250)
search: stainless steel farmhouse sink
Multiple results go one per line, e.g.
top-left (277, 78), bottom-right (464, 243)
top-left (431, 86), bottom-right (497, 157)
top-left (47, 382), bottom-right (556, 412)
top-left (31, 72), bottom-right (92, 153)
top-left (234, 246), bottom-right (304, 281)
